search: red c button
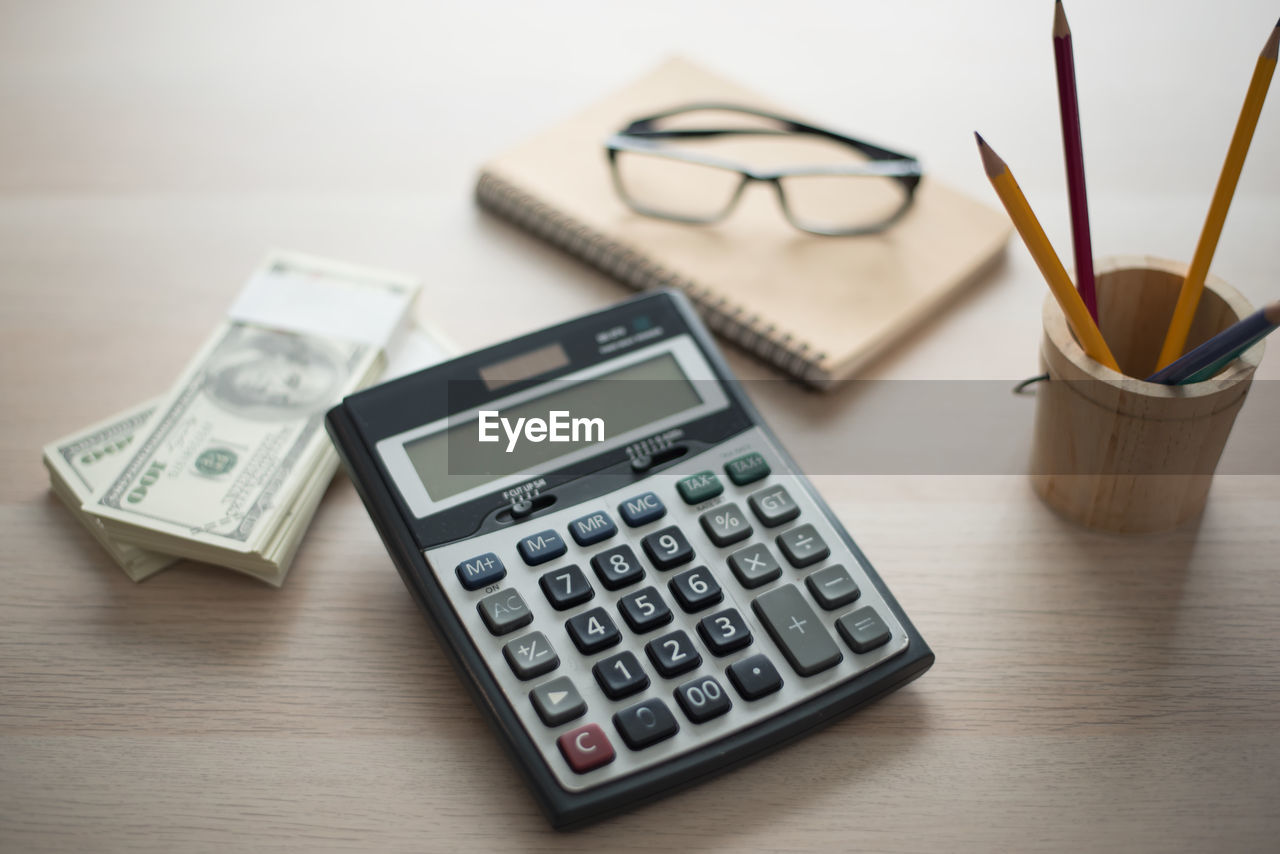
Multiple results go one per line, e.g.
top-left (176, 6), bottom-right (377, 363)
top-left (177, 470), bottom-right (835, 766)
top-left (556, 723), bottom-right (615, 774)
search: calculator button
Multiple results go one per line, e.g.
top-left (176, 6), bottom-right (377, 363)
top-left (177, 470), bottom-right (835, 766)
top-left (726, 543), bottom-right (782, 589)
top-left (776, 524), bottom-right (830, 568)
top-left (836, 606), bottom-right (892, 653)
top-left (727, 654), bottom-right (784, 700)
top-left (698, 503), bottom-right (753, 547)
top-left (477, 589), bottom-right (533, 636)
top-left (557, 723), bottom-right (615, 774)
top-left (696, 608), bottom-right (753, 656)
top-left (619, 491), bottom-right (666, 527)
top-left (677, 470), bottom-right (724, 505)
top-left (502, 631), bottom-right (560, 681)
top-left (593, 651), bottom-right (650, 700)
top-left (530, 676), bottom-right (587, 727)
top-left (752, 584), bottom-right (843, 676)
top-left (539, 564), bottom-right (594, 611)
top-left (748, 485), bottom-right (801, 527)
top-left (568, 510), bottom-right (617, 546)
top-left (645, 629), bottom-right (702, 678)
top-left (724, 451), bottom-right (770, 486)
top-left (613, 698), bottom-right (680, 750)
top-left (590, 544), bottom-right (646, 591)
top-left (806, 564), bottom-right (861, 610)
top-left (641, 525), bottom-right (695, 570)
top-left (517, 529), bottom-right (567, 566)
top-left (617, 586), bottom-right (674, 634)
top-left (455, 553), bottom-right (505, 591)
top-left (668, 566), bottom-right (724, 613)
top-left (674, 675), bottom-right (733, 723)
top-left (565, 607), bottom-right (622, 655)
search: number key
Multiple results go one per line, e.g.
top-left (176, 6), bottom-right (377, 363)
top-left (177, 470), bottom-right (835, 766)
top-left (566, 607), bottom-right (622, 655)
top-left (593, 651), bottom-right (650, 700)
top-left (539, 564), bottom-right (594, 611)
top-left (613, 698), bottom-right (680, 750)
top-left (674, 675), bottom-right (733, 723)
top-left (641, 525), bottom-right (695, 570)
top-left (617, 586), bottom-right (673, 634)
top-left (645, 629), bottom-right (702, 678)
top-left (696, 608), bottom-right (752, 656)
top-left (590, 544), bottom-right (646, 591)
top-left (669, 566), bottom-right (723, 613)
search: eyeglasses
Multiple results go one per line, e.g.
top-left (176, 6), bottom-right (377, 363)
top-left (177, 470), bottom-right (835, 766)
top-left (605, 103), bottom-right (923, 237)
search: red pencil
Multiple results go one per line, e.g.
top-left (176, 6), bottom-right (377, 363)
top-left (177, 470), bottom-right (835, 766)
top-left (1053, 1), bottom-right (1098, 322)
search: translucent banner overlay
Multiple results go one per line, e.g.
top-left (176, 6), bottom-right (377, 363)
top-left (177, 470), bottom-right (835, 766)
top-left (429, 379), bottom-right (1280, 479)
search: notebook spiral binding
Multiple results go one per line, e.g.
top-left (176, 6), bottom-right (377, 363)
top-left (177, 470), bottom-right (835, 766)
top-left (475, 171), bottom-right (823, 385)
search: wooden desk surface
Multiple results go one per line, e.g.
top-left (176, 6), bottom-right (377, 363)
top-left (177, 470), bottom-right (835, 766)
top-left (2, 2), bottom-right (1278, 851)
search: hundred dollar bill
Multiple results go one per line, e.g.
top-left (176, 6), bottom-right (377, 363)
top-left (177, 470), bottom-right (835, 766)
top-left (82, 251), bottom-right (419, 583)
top-left (43, 400), bottom-right (177, 581)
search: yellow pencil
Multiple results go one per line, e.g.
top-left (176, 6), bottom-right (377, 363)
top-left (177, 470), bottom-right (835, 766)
top-left (976, 133), bottom-right (1120, 372)
top-left (1156, 20), bottom-right (1279, 369)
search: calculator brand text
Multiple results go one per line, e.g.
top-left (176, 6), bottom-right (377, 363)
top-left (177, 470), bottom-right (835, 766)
top-left (478, 410), bottom-right (605, 453)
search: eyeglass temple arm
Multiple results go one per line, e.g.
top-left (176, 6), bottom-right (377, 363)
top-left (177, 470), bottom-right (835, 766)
top-left (621, 103), bottom-right (919, 166)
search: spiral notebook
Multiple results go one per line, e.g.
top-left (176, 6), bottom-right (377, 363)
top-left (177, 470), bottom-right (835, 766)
top-left (476, 58), bottom-right (1010, 387)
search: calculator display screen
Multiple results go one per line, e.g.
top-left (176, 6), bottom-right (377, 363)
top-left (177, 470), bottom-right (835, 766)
top-left (403, 353), bottom-right (701, 501)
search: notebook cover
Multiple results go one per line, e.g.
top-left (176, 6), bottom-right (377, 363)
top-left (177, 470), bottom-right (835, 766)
top-left (477, 57), bottom-right (1010, 385)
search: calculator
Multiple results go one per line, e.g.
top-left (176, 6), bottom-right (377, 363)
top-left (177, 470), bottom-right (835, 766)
top-left (325, 290), bottom-right (933, 828)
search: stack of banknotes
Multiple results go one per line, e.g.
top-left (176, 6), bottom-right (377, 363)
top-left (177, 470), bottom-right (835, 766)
top-left (42, 251), bottom-right (449, 586)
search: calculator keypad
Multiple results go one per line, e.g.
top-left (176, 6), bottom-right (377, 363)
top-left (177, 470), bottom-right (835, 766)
top-left (425, 427), bottom-right (909, 793)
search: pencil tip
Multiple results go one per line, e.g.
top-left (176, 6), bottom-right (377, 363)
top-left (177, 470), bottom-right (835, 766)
top-left (1265, 301), bottom-right (1280, 324)
top-left (1266, 21), bottom-right (1280, 59)
top-left (975, 134), bottom-right (1005, 177)
top-left (1053, 0), bottom-right (1070, 36)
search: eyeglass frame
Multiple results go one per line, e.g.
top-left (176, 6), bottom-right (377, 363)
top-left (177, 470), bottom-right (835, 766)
top-left (604, 102), bottom-right (923, 237)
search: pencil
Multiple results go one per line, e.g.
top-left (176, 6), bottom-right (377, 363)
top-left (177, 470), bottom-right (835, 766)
top-left (1147, 300), bottom-right (1280, 384)
top-left (1155, 20), bottom-right (1280, 369)
top-left (1053, 0), bottom-right (1097, 323)
top-left (976, 133), bottom-right (1120, 372)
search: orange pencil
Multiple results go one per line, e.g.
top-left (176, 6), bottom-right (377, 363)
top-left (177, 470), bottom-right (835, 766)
top-left (977, 134), bottom-right (1120, 372)
top-left (1156, 20), bottom-right (1279, 368)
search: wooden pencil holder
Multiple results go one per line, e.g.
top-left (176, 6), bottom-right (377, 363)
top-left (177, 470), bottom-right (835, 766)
top-left (1029, 256), bottom-right (1263, 533)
